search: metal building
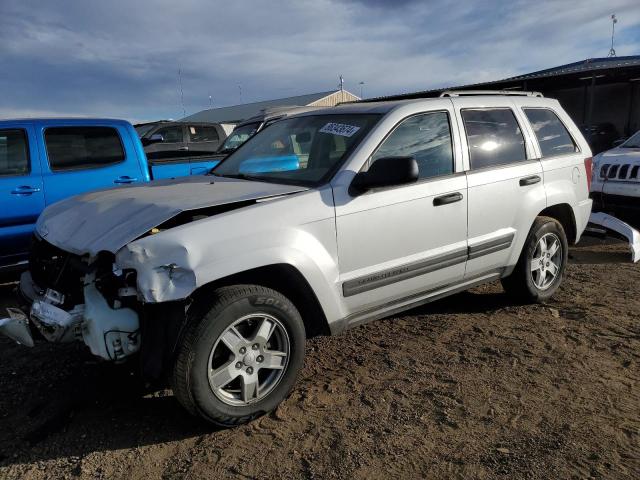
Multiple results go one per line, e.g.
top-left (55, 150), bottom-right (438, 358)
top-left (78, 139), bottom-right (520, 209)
top-left (183, 89), bottom-right (359, 124)
top-left (362, 56), bottom-right (640, 153)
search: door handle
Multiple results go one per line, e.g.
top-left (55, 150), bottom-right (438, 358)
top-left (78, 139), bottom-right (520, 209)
top-left (519, 175), bottom-right (541, 186)
top-left (178, 146), bottom-right (189, 151)
top-left (433, 192), bottom-right (463, 206)
top-left (11, 185), bottom-right (41, 195)
top-left (114, 176), bottom-right (138, 184)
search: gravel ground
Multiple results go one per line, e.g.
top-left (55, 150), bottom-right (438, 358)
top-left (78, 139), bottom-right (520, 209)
top-left (0, 237), bottom-right (638, 479)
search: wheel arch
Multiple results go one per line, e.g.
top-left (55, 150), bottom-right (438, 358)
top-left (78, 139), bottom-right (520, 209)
top-left (189, 263), bottom-right (332, 339)
top-left (538, 203), bottom-right (578, 245)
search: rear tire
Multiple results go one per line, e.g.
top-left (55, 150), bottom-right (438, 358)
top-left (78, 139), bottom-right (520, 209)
top-left (501, 216), bottom-right (568, 303)
top-left (171, 285), bottom-right (305, 427)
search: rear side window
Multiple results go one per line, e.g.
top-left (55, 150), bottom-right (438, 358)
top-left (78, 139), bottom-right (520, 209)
top-left (45, 127), bottom-right (125, 171)
top-left (0, 129), bottom-right (29, 176)
top-left (524, 108), bottom-right (578, 157)
top-left (189, 125), bottom-right (219, 142)
top-left (462, 108), bottom-right (526, 169)
top-left (371, 111), bottom-right (454, 179)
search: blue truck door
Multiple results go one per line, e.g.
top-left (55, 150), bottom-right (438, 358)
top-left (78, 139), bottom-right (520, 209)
top-left (0, 125), bottom-right (45, 267)
top-left (38, 122), bottom-right (147, 205)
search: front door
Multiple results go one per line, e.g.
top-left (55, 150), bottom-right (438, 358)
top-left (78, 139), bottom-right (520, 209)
top-left (0, 126), bottom-right (45, 267)
top-left (144, 124), bottom-right (188, 160)
top-left (333, 109), bottom-right (468, 319)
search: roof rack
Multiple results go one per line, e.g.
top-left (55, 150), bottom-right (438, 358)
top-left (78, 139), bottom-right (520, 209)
top-left (439, 90), bottom-right (544, 98)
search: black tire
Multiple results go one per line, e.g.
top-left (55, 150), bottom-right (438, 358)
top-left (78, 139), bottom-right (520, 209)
top-left (171, 285), bottom-right (305, 427)
top-left (501, 216), bottom-right (569, 303)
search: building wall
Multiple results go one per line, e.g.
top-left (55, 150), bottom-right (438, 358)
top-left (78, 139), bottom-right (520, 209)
top-left (308, 90), bottom-right (359, 107)
top-left (545, 82), bottom-right (639, 138)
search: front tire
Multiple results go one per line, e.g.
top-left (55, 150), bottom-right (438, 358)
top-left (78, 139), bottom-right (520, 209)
top-left (171, 285), bottom-right (306, 427)
top-left (501, 216), bottom-right (569, 302)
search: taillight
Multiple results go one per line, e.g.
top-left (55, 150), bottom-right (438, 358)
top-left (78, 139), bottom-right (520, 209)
top-left (584, 157), bottom-right (593, 190)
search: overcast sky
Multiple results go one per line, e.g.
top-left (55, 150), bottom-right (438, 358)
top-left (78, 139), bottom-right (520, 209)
top-left (1, 0), bottom-right (639, 122)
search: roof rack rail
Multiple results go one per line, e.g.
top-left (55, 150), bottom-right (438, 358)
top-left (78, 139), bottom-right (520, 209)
top-left (440, 90), bottom-right (544, 98)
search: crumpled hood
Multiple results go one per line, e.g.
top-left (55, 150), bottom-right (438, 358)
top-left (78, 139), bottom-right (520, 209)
top-left (36, 176), bottom-right (308, 255)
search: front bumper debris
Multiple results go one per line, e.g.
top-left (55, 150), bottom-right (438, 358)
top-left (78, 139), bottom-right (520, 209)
top-left (0, 308), bottom-right (34, 347)
top-left (588, 212), bottom-right (640, 263)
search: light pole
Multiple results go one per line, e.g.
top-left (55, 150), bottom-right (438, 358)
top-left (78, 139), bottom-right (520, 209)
top-left (608, 14), bottom-right (618, 57)
top-left (359, 81), bottom-right (365, 99)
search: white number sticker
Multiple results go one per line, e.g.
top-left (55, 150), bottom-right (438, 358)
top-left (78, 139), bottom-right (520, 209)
top-left (319, 123), bottom-right (361, 137)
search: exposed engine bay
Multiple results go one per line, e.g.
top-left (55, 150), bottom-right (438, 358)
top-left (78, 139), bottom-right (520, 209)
top-left (5, 235), bottom-right (143, 361)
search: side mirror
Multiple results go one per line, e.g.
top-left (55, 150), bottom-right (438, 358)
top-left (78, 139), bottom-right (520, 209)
top-left (350, 156), bottom-right (419, 195)
top-left (142, 133), bottom-right (164, 146)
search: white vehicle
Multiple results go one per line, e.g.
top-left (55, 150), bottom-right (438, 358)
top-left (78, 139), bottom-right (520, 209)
top-left (591, 130), bottom-right (640, 217)
top-left (2, 91), bottom-right (593, 426)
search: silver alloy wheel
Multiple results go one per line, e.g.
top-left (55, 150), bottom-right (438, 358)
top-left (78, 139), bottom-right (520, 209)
top-left (530, 232), bottom-right (563, 291)
top-left (207, 313), bottom-right (290, 406)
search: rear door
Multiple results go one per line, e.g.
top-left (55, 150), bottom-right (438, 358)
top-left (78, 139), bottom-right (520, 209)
top-left (0, 125), bottom-right (45, 267)
top-left (39, 123), bottom-right (145, 206)
top-left (186, 124), bottom-right (221, 155)
top-left (452, 97), bottom-right (546, 278)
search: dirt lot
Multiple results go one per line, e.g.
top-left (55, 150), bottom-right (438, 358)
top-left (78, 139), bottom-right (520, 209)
top-left (0, 238), bottom-right (638, 479)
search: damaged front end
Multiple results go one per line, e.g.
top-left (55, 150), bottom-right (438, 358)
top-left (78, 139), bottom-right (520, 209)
top-left (2, 235), bottom-right (143, 361)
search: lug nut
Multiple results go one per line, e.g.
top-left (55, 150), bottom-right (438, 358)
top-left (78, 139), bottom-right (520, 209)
top-left (235, 362), bottom-right (242, 369)
top-left (257, 355), bottom-right (264, 363)
top-left (246, 367), bottom-right (254, 374)
top-left (239, 347), bottom-right (246, 354)
top-left (252, 343), bottom-right (259, 350)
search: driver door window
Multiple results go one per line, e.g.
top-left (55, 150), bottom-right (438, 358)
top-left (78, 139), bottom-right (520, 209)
top-left (370, 111), bottom-right (454, 180)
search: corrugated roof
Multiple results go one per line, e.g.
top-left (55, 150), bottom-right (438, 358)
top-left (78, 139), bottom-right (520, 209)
top-left (500, 55), bottom-right (640, 81)
top-left (182, 90), bottom-right (340, 123)
top-left (362, 55), bottom-right (640, 102)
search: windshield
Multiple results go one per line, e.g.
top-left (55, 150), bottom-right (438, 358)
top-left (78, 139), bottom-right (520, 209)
top-left (219, 122), bottom-right (261, 152)
top-left (135, 124), bottom-right (156, 137)
top-left (622, 131), bottom-right (640, 148)
top-left (212, 114), bottom-right (381, 186)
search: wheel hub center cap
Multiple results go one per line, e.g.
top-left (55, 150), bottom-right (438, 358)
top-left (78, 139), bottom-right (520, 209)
top-left (242, 351), bottom-right (257, 367)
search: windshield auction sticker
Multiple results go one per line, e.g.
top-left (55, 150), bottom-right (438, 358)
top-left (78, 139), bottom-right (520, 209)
top-left (319, 123), bottom-right (361, 137)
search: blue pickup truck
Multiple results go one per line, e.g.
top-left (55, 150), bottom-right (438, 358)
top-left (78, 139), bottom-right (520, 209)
top-left (0, 118), bottom-right (224, 271)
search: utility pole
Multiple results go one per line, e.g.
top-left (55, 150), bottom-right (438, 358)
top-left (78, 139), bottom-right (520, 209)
top-left (178, 69), bottom-right (186, 118)
top-left (178, 68), bottom-right (187, 118)
top-left (238, 84), bottom-right (243, 104)
top-left (608, 14), bottom-right (617, 57)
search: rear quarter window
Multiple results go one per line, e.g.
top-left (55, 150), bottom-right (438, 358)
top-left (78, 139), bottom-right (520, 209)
top-left (523, 108), bottom-right (578, 157)
top-left (45, 127), bottom-right (125, 171)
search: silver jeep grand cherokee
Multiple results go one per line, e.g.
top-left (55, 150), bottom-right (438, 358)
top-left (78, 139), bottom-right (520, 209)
top-left (2, 91), bottom-right (593, 426)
